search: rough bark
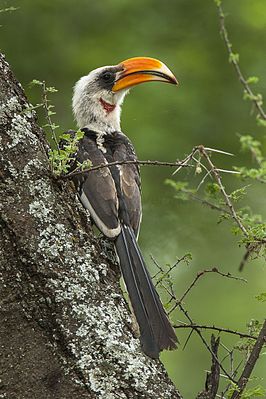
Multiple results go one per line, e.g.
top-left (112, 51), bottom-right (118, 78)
top-left (0, 52), bottom-right (182, 399)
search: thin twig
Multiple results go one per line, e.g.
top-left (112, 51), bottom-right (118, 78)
top-left (179, 303), bottom-right (238, 384)
top-left (174, 322), bottom-right (256, 341)
top-left (217, 3), bottom-right (266, 121)
top-left (156, 268), bottom-right (239, 383)
top-left (188, 193), bottom-right (230, 214)
top-left (200, 146), bottom-right (249, 236)
top-left (42, 81), bottom-right (59, 150)
top-left (62, 159), bottom-right (192, 179)
top-left (168, 267), bottom-right (246, 315)
top-left (196, 169), bottom-right (213, 191)
top-left (172, 147), bottom-right (198, 175)
top-left (180, 268), bottom-right (247, 303)
top-left (151, 254), bottom-right (189, 282)
top-left (154, 262), bottom-right (238, 382)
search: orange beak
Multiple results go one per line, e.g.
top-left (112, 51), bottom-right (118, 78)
top-left (112, 57), bottom-right (178, 92)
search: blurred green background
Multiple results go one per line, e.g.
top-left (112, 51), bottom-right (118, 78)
top-left (1, 0), bottom-right (265, 396)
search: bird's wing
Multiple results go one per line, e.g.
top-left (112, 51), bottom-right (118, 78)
top-left (71, 134), bottom-right (121, 238)
top-left (112, 134), bottom-right (142, 238)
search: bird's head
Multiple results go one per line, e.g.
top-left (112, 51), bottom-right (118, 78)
top-left (72, 56), bottom-right (178, 133)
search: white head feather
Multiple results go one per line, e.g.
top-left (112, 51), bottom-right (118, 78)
top-left (72, 66), bottom-right (128, 134)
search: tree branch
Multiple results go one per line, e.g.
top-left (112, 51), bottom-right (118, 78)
top-left (62, 159), bottom-right (191, 179)
top-left (199, 146), bottom-right (249, 236)
top-left (230, 319), bottom-right (266, 399)
top-left (216, 2), bottom-right (266, 121)
top-left (174, 323), bottom-right (256, 341)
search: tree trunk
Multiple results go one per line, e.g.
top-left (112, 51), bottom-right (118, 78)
top-left (0, 52), bottom-right (182, 399)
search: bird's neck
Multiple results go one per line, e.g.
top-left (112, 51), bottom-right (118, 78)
top-left (74, 96), bottom-right (123, 134)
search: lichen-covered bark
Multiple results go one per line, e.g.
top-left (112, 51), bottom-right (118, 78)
top-left (0, 53), bottom-right (182, 399)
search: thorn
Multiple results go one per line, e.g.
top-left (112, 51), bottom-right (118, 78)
top-left (204, 147), bottom-right (235, 156)
top-left (216, 168), bottom-right (240, 174)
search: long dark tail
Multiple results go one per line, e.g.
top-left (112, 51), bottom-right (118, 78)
top-left (115, 224), bottom-right (177, 358)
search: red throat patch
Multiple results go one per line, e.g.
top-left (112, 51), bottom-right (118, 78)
top-left (100, 98), bottom-right (116, 113)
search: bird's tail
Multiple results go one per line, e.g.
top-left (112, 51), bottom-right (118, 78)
top-left (115, 224), bottom-right (177, 358)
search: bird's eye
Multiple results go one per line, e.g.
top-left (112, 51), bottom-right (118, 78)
top-left (101, 71), bottom-right (114, 83)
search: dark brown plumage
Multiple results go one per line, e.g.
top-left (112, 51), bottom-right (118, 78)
top-left (67, 128), bottom-right (177, 358)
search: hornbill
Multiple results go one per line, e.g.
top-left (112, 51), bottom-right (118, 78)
top-left (70, 57), bottom-right (178, 359)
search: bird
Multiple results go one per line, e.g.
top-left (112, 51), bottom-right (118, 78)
top-left (70, 57), bottom-right (178, 359)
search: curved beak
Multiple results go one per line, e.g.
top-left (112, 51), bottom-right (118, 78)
top-left (112, 57), bottom-right (178, 92)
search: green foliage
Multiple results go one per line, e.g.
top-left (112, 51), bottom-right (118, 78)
top-left (205, 182), bottom-right (220, 199)
top-left (230, 186), bottom-right (248, 202)
top-left (239, 135), bottom-right (262, 160)
top-left (235, 166), bottom-right (266, 183)
top-left (29, 79), bottom-right (91, 176)
top-left (165, 179), bottom-right (196, 201)
top-left (240, 386), bottom-right (266, 398)
top-left (229, 52), bottom-right (239, 63)
top-left (255, 293), bottom-right (266, 302)
top-left (49, 130), bottom-right (87, 176)
top-left (29, 79), bottom-right (59, 133)
top-left (256, 117), bottom-right (266, 128)
top-left (243, 91), bottom-right (263, 108)
top-left (246, 76), bottom-right (259, 85)
top-left (235, 135), bottom-right (266, 183)
top-left (0, 6), bottom-right (18, 13)
top-left (234, 318), bottom-right (261, 353)
top-left (167, 144), bottom-right (266, 260)
top-left (227, 384), bottom-right (266, 398)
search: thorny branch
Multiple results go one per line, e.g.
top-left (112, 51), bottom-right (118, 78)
top-left (199, 146), bottom-right (249, 237)
top-left (179, 302), bottom-right (238, 385)
top-left (177, 190), bottom-right (230, 215)
top-left (152, 254), bottom-right (265, 395)
top-left (62, 159), bottom-right (192, 179)
top-left (167, 266), bottom-right (246, 316)
top-left (174, 323), bottom-right (256, 341)
top-left (177, 267), bottom-right (246, 306)
top-left (216, 2), bottom-right (266, 122)
top-left (151, 253), bottom-right (190, 283)
top-left (171, 144), bottom-right (266, 270)
top-left (152, 259), bottom-right (244, 385)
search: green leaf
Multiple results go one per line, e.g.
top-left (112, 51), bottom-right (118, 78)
top-left (60, 133), bottom-right (71, 141)
top-left (256, 117), bottom-right (266, 127)
top-left (205, 182), bottom-right (220, 198)
top-left (246, 76), bottom-right (259, 85)
top-left (0, 6), bottom-right (19, 13)
top-left (229, 52), bottom-right (239, 63)
top-left (241, 385), bottom-right (266, 398)
top-left (46, 86), bottom-right (58, 93)
top-left (255, 293), bottom-right (266, 302)
top-left (29, 79), bottom-right (43, 87)
top-left (76, 130), bottom-right (85, 140)
top-left (81, 160), bottom-right (92, 170)
top-left (230, 186), bottom-right (248, 202)
top-left (165, 179), bottom-right (196, 201)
